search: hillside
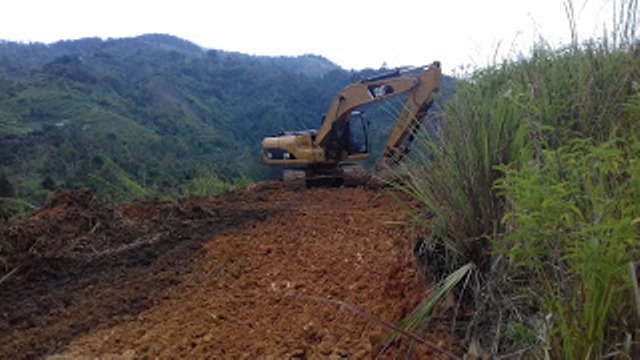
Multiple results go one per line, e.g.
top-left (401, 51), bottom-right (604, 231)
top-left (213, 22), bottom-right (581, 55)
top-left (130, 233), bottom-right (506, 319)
top-left (0, 184), bottom-right (457, 359)
top-left (0, 35), bottom-right (353, 206)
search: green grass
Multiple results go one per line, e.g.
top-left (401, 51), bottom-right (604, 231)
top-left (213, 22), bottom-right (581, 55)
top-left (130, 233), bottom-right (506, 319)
top-left (180, 169), bottom-right (251, 198)
top-left (0, 197), bottom-right (36, 219)
top-left (495, 136), bottom-right (639, 357)
top-left (397, 1), bottom-right (640, 356)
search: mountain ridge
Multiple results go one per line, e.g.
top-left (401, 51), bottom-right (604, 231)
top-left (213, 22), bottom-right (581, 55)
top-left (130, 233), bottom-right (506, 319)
top-left (0, 34), bottom-right (342, 79)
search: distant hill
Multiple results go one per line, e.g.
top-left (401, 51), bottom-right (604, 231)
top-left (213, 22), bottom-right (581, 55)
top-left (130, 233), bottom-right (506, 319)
top-left (0, 34), bottom-right (352, 204)
top-left (0, 34), bottom-right (341, 79)
top-left (0, 34), bottom-right (452, 208)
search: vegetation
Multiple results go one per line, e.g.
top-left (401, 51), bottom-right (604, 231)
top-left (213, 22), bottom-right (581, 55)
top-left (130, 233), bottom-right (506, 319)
top-left (399, 1), bottom-right (640, 356)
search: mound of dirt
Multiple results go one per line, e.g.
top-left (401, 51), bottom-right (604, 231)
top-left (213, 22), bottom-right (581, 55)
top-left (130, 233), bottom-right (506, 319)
top-left (0, 188), bottom-right (142, 278)
top-left (0, 183), bottom-right (457, 359)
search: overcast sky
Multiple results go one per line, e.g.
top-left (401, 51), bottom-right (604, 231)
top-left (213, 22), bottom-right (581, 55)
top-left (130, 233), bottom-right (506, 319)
top-left (0, 0), bottom-right (621, 73)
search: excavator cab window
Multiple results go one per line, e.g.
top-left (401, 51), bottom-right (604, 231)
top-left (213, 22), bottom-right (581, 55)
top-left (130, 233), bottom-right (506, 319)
top-left (347, 111), bottom-right (369, 155)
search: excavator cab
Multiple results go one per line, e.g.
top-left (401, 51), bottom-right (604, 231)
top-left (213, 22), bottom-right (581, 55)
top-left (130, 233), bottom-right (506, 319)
top-left (325, 111), bottom-right (370, 162)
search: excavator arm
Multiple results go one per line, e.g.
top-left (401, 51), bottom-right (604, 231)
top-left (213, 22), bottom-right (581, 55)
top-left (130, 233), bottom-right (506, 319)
top-left (315, 74), bottom-right (420, 147)
top-left (381, 62), bottom-right (441, 161)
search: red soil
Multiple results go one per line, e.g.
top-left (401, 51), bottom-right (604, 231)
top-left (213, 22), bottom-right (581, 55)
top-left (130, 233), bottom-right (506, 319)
top-left (0, 183), bottom-right (456, 359)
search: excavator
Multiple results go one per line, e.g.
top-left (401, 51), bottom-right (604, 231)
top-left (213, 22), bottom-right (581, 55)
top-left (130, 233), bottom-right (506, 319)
top-left (262, 61), bottom-right (441, 187)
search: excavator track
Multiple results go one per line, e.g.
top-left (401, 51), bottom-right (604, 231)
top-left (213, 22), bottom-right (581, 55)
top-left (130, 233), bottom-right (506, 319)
top-left (283, 169), bottom-right (306, 189)
top-left (282, 165), bottom-right (369, 189)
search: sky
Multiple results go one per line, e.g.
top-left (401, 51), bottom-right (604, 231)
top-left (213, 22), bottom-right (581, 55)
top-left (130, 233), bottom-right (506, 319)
top-left (0, 0), bottom-right (624, 73)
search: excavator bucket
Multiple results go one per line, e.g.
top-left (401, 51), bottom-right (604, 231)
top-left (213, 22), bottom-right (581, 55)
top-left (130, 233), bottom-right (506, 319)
top-left (340, 164), bottom-right (369, 187)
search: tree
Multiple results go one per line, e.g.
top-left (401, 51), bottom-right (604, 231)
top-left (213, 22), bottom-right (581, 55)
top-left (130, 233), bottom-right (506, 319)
top-left (0, 167), bottom-right (14, 197)
top-left (41, 175), bottom-right (55, 191)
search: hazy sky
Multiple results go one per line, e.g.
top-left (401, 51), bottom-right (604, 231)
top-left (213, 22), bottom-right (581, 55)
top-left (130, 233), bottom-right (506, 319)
top-left (0, 0), bottom-right (620, 73)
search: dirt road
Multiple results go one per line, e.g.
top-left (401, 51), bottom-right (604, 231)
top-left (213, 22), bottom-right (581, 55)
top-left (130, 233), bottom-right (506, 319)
top-left (0, 183), bottom-right (455, 358)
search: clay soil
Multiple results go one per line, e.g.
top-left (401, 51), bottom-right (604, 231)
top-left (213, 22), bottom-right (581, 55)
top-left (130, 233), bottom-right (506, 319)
top-left (0, 183), bottom-right (456, 359)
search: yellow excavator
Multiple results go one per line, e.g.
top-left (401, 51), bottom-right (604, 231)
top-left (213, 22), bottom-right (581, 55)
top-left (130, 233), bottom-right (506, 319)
top-left (262, 61), bottom-right (441, 187)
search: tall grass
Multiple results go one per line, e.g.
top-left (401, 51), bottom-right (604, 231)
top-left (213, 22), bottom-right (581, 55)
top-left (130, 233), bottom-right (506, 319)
top-left (398, 61), bottom-right (531, 272)
top-left (398, 0), bottom-right (640, 356)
